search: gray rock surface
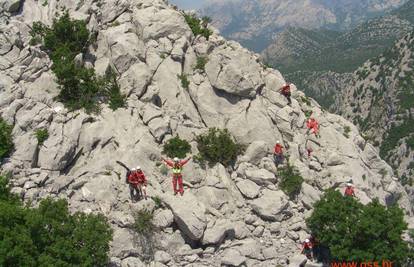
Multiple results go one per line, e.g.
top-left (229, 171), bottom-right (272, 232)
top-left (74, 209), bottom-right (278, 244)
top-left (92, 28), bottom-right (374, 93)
top-left (0, 1), bottom-right (412, 266)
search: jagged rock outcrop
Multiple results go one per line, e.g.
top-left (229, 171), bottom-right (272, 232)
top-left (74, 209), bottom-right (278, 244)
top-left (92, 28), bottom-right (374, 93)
top-left (0, 0), bottom-right (413, 266)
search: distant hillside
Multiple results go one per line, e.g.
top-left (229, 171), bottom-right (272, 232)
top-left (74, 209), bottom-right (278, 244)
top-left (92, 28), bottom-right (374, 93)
top-left (336, 32), bottom-right (414, 184)
top-left (264, 0), bottom-right (414, 112)
top-left (201, 0), bottom-right (408, 52)
top-left (264, 15), bottom-right (413, 74)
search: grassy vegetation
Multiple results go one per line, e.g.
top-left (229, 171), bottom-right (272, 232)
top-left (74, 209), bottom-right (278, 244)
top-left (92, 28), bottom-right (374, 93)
top-left (177, 74), bottom-right (190, 90)
top-left (0, 118), bottom-right (13, 161)
top-left (195, 56), bottom-right (208, 71)
top-left (133, 209), bottom-right (155, 235)
top-left (151, 196), bottom-right (162, 209)
top-left (196, 128), bottom-right (243, 167)
top-left (35, 129), bottom-right (49, 145)
top-left (162, 136), bottom-right (191, 159)
top-left (278, 164), bottom-right (304, 200)
top-left (30, 12), bottom-right (125, 113)
top-left (343, 126), bottom-right (351, 138)
top-left (183, 13), bottom-right (212, 40)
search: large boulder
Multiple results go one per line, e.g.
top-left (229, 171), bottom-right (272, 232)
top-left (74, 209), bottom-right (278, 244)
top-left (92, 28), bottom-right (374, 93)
top-left (250, 189), bottom-right (290, 221)
top-left (239, 141), bottom-right (269, 165)
top-left (299, 183), bottom-right (322, 209)
top-left (220, 248), bottom-right (247, 267)
top-left (205, 43), bottom-right (264, 97)
top-left (161, 193), bottom-right (207, 241)
top-left (201, 219), bottom-right (235, 246)
top-left (245, 168), bottom-right (277, 186)
top-left (236, 180), bottom-right (260, 199)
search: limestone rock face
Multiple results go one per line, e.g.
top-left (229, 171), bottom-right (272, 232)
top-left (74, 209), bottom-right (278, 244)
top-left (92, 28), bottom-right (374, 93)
top-left (0, 0), bottom-right (412, 266)
top-left (251, 189), bottom-right (291, 222)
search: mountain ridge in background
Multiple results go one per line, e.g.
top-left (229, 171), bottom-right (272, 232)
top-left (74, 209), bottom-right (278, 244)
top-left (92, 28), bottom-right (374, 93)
top-left (201, 0), bottom-right (409, 52)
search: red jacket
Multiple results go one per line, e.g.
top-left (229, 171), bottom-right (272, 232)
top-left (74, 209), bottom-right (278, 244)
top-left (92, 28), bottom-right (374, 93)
top-left (345, 186), bottom-right (355, 196)
top-left (307, 118), bottom-right (319, 130)
top-left (274, 144), bottom-right (283, 154)
top-left (302, 241), bottom-right (313, 249)
top-left (128, 170), bottom-right (146, 185)
top-left (281, 84), bottom-right (291, 94)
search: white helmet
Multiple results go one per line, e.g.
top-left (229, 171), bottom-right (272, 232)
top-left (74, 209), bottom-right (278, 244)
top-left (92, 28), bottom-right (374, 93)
top-left (136, 166), bottom-right (141, 171)
top-left (276, 140), bottom-right (280, 144)
top-left (305, 239), bottom-right (310, 243)
top-left (131, 168), bottom-right (136, 171)
top-left (173, 157), bottom-right (179, 162)
top-left (346, 183), bottom-right (352, 187)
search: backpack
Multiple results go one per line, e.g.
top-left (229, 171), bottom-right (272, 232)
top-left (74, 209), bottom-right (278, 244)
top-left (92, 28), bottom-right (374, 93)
top-left (125, 170), bottom-right (131, 183)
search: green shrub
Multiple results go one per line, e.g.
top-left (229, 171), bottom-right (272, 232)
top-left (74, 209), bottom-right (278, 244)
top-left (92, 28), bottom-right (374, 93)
top-left (0, 118), bottom-right (13, 160)
top-left (196, 128), bottom-right (243, 167)
top-left (30, 12), bottom-right (125, 113)
top-left (162, 136), bottom-right (191, 159)
top-left (301, 96), bottom-right (311, 106)
top-left (307, 190), bottom-right (410, 264)
top-left (103, 69), bottom-right (126, 110)
top-left (304, 110), bottom-right (313, 118)
top-left (133, 209), bottom-right (154, 235)
top-left (343, 125), bottom-right (351, 138)
top-left (278, 164), bottom-right (304, 200)
top-left (195, 56), bottom-right (208, 71)
top-left (177, 74), bottom-right (190, 89)
top-left (183, 13), bottom-right (212, 40)
top-left (35, 128), bottom-right (49, 145)
top-left (0, 176), bottom-right (113, 266)
top-left (152, 196), bottom-right (162, 209)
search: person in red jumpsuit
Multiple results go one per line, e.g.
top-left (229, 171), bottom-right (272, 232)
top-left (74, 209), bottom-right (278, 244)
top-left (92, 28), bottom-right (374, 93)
top-left (344, 182), bottom-right (356, 197)
top-left (127, 166), bottom-right (147, 201)
top-left (279, 83), bottom-right (292, 105)
top-left (306, 118), bottom-right (320, 137)
top-left (273, 140), bottom-right (284, 166)
top-left (162, 157), bottom-right (191, 196)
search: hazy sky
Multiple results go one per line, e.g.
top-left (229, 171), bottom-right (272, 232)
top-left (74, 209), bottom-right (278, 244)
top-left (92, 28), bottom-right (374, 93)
top-left (169, 0), bottom-right (209, 10)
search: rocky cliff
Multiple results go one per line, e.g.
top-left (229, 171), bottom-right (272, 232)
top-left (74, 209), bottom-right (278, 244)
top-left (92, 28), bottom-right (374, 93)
top-left (0, 0), bottom-right (413, 266)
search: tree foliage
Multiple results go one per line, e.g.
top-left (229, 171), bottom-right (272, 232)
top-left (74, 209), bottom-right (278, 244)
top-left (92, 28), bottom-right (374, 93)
top-left (30, 12), bottom-right (125, 113)
top-left (196, 128), bottom-right (243, 167)
top-left (306, 190), bottom-right (410, 264)
top-left (162, 136), bottom-right (191, 159)
top-left (0, 117), bottom-right (13, 161)
top-left (0, 176), bottom-right (113, 267)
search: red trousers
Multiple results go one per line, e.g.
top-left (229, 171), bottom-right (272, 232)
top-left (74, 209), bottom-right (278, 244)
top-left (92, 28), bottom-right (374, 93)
top-left (172, 174), bottom-right (184, 194)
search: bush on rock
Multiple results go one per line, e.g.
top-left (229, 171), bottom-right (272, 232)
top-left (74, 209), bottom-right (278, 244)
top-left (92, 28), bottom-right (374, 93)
top-left (183, 13), bottom-right (212, 40)
top-left (162, 136), bottom-right (191, 159)
top-left (196, 128), bottom-right (243, 167)
top-left (278, 164), bottom-right (304, 200)
top-left (30, 12), bottom-right (125, 113)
